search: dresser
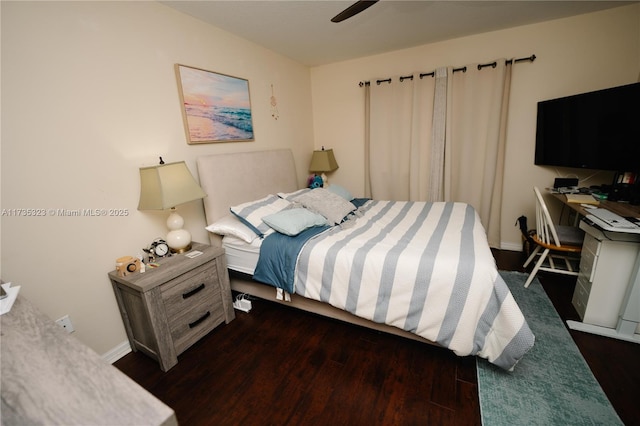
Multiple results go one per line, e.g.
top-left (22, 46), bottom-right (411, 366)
top-left (109, 242), bottom-right (234, 371)
top-left (1, 295), bottom-right (177, 425)
top-left (572, 221), bottom-right (640, 332)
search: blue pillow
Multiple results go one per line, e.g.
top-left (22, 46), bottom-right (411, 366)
top-left (327, 184), bottom-right (353, 201)
top-left (230, 195), bottom-right (292, 238)
top-left (262, 208), bottom-right (328, 236)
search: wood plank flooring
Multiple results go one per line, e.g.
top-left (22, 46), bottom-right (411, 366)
top-left (114, 250), bottom-right (640, 425)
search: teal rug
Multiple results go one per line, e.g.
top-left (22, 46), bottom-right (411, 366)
top-left (477, 271), bottom-right (622, 425)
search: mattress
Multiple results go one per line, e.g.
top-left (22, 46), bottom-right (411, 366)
top-left (222, 235), bottom-right (261, 275)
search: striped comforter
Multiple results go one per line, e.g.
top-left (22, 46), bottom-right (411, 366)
top-left (264, 200), bottom-right (535, 370)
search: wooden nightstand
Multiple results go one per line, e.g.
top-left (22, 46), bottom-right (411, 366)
top-left (108, 242), bottom-right (234, 371)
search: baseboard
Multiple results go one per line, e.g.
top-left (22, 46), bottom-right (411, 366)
top-left (102, 340), bottom-right (132, 364)
top-left (500, 242), bottom-right (523, 252)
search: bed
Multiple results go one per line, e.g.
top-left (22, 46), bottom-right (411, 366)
top-left (196, 149), bottom-right (534, 370)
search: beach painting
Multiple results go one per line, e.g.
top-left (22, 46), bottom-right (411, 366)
top-left (175, 64), bottom-right (254, 144)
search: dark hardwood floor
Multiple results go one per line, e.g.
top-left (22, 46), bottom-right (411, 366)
top-left (114, 250), bottom-right (640, 425)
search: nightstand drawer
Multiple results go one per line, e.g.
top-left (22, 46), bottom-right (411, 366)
top-left (169, 300), bottom-right (223, 355)
top-left (161, 264), bottom-right (224, 354)
top-left (161, 264), bottom-right (220, 319)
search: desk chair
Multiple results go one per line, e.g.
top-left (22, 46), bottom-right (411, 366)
top-left (523, 187), bottom-right (585, 288)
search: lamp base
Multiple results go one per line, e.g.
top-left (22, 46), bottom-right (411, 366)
top-left (170, 244), bottom-right (192, 254)
top-left (166, 211), bottom-right (192, 253)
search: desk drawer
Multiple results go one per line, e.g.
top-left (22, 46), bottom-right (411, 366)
top-left (572, 277), bottom-right (591, 320)
top-left (578, 259), bottom-right (596, 283)
top-left (579, 242), bottom-right (599, 282)
top-left (582, 233), bottom-right (601, 257)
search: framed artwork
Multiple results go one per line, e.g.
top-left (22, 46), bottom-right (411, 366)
top-left (175, 64), bottom-right (254, 144)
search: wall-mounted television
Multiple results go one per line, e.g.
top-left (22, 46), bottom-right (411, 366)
top-left (534, 82), bottom-right (640, 171)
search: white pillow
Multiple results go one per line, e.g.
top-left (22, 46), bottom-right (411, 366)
top-left (230, 195), bottom-right (292, 238)
top-left (205, 215), bottom-right (257, 243)
top-left (262, 208), bottom-right (328, 236)
top-left (277, 188), bottom-right (311, 200)
top-left (292, 188), bottom-right (356, 225)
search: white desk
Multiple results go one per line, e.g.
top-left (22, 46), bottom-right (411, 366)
top-left (566, 220), bottom-right (640, 343)
top-left (550, 194), bottom-right (640, 342)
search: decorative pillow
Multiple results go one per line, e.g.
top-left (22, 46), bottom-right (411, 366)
top-left (326, 184), bottom-right (354, 201)
top-left (230, 195), bottom-right (292, 238)
top-left (262, 208), bottom-right (328, 236)
top-left (277, 188), bottom-right (311, 201)
top-left (205, 215), bottom-right (257, 243)
top-left (292, 188), bottom-right (356, 225)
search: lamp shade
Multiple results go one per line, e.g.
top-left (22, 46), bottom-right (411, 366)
top-left (137, 161), bottom-right (206, 210)
top-left (309, 148), bottom-right (339, 173)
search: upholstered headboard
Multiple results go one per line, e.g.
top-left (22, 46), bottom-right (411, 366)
top-left (196, 149), bottom-right (299, 245)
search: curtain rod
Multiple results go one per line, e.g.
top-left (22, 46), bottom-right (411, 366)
top-left (359, 54), bottom-right (536, 87)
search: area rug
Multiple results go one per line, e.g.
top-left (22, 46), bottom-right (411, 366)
top-left (477, 271), bottom-right (622, 425)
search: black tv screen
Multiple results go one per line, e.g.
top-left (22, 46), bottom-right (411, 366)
top-left (535, 82), bottom-right (640, 171)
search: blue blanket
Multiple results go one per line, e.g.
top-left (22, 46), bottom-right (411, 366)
top-left (252, 198), bottom-right (369, 293)
top-left (252, 225), bottom-right (329, 293)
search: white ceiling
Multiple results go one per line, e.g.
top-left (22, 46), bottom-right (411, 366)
top-left (161, 1), bottom-right (634, 67)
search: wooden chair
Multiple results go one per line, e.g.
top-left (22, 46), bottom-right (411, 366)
top-left (523, 187), bottom-right (585, 288)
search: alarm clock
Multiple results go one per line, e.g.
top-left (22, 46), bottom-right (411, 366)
top-left (145, 238), bottom-right (171, 261)
top-left (153, 240), bottom-right (170, 257)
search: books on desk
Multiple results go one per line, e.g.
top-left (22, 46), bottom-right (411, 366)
top-left (565, 194), bottom-right (600, 205)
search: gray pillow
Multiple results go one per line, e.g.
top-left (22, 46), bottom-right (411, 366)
top-left (292, 188), bottom-right (356, 225)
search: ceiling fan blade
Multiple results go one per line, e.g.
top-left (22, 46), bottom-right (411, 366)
top-left (331, 0), bottom-right (379, 23)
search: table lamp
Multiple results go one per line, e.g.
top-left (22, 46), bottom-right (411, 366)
top-left (138, 159), bottom-right (206, 253)
top-left (309, 147), bottom-right (339, 186)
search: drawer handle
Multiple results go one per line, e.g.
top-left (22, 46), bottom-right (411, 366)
top-left (189, 311), bottom-right (210, 329)
top-left (182, 283), bottom-right (205, 299)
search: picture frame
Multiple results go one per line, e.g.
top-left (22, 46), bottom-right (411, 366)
top-left (175, 64), bottom-right (254, 144)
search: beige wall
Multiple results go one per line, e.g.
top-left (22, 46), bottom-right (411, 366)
top-left (2, 2), bottom-right (639, 358)
top-left (310, 4), bottom-right (640, 250)
top-left (1, 1), bottom-right (314, 356)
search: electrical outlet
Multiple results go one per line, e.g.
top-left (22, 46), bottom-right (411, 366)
top-left (55, 315), bottom-right (75, 333)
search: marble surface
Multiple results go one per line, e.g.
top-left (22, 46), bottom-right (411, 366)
top-left (1, 296), bottom-right (177, 426)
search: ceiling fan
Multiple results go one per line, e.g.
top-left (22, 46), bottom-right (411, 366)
top-left (331, 0), bottom-right (379, 23)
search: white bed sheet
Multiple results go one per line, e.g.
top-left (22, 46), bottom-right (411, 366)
top-left (222, 235), bottom-right (262, 275)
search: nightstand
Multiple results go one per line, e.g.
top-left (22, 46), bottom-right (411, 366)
top-left (108, 242), bottom-right (234, 371)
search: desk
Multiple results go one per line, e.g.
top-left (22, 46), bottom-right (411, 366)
top-left (1, 296), bottom-right (177, 425)
top-left (550, 194), bottom-right (640, 343)
top-left (552, 193), bottom-right (640, 219)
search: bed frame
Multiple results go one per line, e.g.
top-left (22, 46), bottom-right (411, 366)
top-left (196, 149), bottom-right (434, 345)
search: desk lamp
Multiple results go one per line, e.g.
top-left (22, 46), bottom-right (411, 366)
top-left (138, 158), bottom-right (206, 253)
top-left (309, 147), bottom-right (339, 186)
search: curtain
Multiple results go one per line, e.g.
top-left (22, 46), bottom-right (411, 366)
top-left (428, 67), bottom-right (449, 202)
top-left (445, 61), bottom-right (511, 246)
top-left (366, 60), bottom-right (512, 246)
top-left (367, 75), bottom-right (435, 201)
